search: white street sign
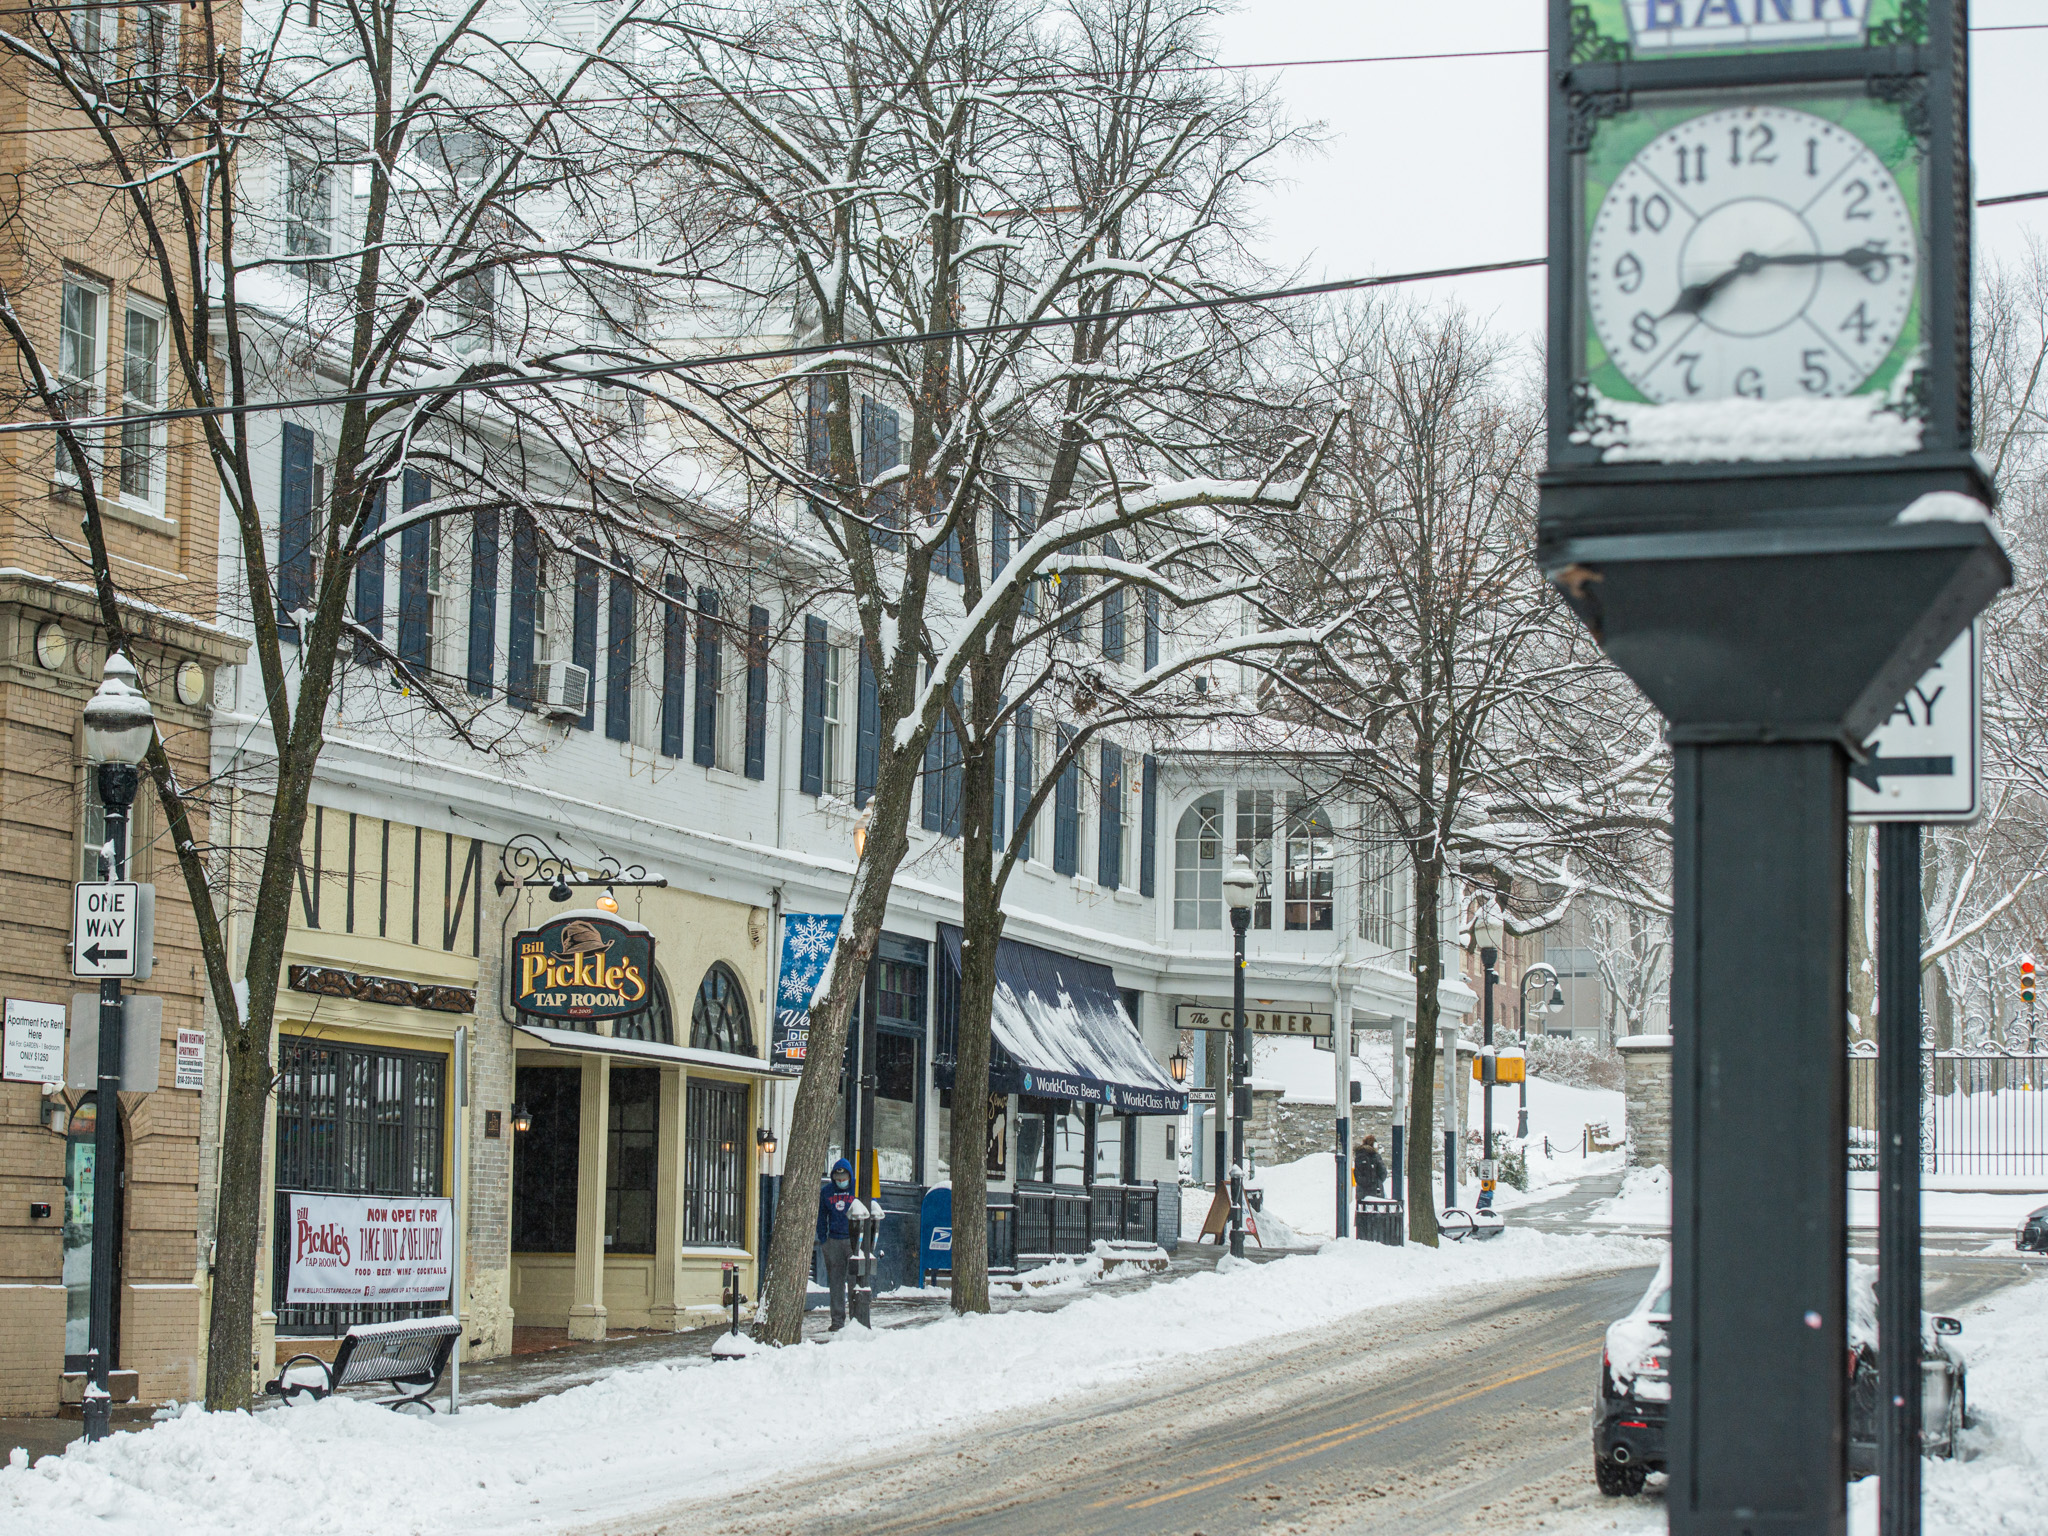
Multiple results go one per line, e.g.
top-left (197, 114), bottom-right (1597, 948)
top-left (3, 999), bottom-right (66, 1084)
top-left (70, 882), bottom-right (153, 979)
top-left (1850, 625), bottom-right (1980, 825)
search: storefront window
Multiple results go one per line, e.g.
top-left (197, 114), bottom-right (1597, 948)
top-left (1093, 1113), bottom-right (1126, 1185)
top-left (1015, 1107), bottom-right (1048, 1183)
top-left (684, 1080), bottom-right (746, 1247)
top-left (613, 973), bottom-right (675, 1044)
top-left (63, 1096), bottom-right (103, 1365)
top-left (1236, 789), bottom-right (1275, 929)
top-left (1052, 1104), bottom-right (1087, 1185)
top-left (875, 1031), bottom-right (920, 1183)
top-left (1285, 794), bottom-right (1335, 931)
top-left (512, 1065), bottom-right (580, 1253)
top-left (275, 1036), bottom-right (444, 1334)
top-left (605, 1067), bottom-right (659, 1253)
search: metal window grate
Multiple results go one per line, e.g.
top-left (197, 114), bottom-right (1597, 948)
top-left (684, 1080), bottom-right (746, 1247)
top-left (273, 1036), bottom-right (444, 1335)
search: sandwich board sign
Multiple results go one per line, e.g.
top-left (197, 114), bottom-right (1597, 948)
top-left (1849, 625), bottom-right (1980, 825)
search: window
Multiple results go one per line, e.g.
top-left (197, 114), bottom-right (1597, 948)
top-left (874, 1031), bottom-right (920, 1183)
top-left (821, 642), bottom-right (844, 794)
top-left (274, 1036), bottom-right (444, 1335)
top-left (1360, 809), bottom-right (1405, 948)
top-left (690, 962), bottom-right (754, 1055)
top-left (1093, 1112), bottom-right (1130, 1185)
top-left (1011, 704), bottom-right (1036, 860)
top-left (684, 1080), bottom-right (746, 1247)
top-left (717, 616), bottom-right (747, 773)
top-left (590, 285), bottom-right (645, 431)
top-left (119, 301), bottom-right (166, 507)
top-left (1284, 794), bottom-right (1334, 931)
top-left (605, 572), bottom-right (634, 742)
top-left (450, 266), bottom-right (494, 346)
top-left (1098, 743), bottom-right (1125, 890)
top-left (133, 3), bottom-right (179, 85)
top-left (398, 472), bottom-right (440, 674)
top-left (511, 1064), bottom-right (578, 1254)
top-left (1101, 538), bottom-right (1125, 662)
top-left (55, 279), bottom-right (104, 483)
top-left (613, 971), bottom-right (674, 1044)
top-left (1236, 789), bottom-right (1275, 930)
top-left (1052, 1103), bottom-right (1086, 1186)
top-left (66, 1), bottom-right (114, 63)
top-left (604, 1067), bottom-right (659, 1254)
top-left (284, 158), bottom-right (333, 289)
top-left (1174, 793), bottom-right (1224, 930)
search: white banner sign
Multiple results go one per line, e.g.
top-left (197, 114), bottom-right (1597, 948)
top-left (3, 998), bottom-right (66, 1084)
top-left (174, 1029), bottom-right (205, 1091)
top-left (283, 1192), bottom-right (453, 1305)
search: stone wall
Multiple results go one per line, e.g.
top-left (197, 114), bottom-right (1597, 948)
top-left (1617, 1035), bottom-right (1673, 1167)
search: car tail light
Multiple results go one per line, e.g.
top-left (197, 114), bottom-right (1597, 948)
top-left (1621, 1420), bottom-right (1650, 1428)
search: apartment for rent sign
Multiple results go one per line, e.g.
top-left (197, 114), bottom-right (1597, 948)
top-left (283, 1192), bottom-right (453, 1304)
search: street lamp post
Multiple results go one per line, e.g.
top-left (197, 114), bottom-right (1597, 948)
top-left (1516, 963), bottom-right (1564, 1140)
top-left (1473, 904), bottom-right (1504, 1207)
top-left (1222, 855), bottom-right (1257, 1259)
top-left (80, 653), bottom-right (155, 1445)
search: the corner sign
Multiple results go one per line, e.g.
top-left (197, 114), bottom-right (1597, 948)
top-left (1175, 1004), bottom-right (1333, 1038)
top-left (71, 882), bottom-right (153, 979)
top-left (1850, 625), bottom-right (1980, 825)
top-left (510, 912), bottom-right (655, 1022)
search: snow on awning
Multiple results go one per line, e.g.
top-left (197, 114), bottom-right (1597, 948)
top-left (938, 928), bottom-right (1185, 1115)
top-left (516, 1024), bottom-right (782, 1079)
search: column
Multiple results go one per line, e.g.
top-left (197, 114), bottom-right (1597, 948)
top-left (649, 1067), bottom-right (686, 1332)
top-left (567, 1053), bottom-right (611, 1341)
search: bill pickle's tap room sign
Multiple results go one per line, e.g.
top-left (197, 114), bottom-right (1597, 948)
top-left (510, 912), bottom-right (656, 1023)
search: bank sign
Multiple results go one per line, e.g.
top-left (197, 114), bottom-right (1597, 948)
top-left (1617, 0), bottom-right (1877, 53)
top-left (509, 912), bottom-right (655, 1023)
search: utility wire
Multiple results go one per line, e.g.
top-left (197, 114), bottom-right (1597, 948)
top-left (0, 256), bottom-right (1548, 436)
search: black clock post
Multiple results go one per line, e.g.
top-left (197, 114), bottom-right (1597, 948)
top-left (1541, 6), bottom-right (2006, 1535)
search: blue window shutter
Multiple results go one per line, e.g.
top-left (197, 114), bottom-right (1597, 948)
top-left (660, 574), bottom-right (687, 757)
top-left (354, 485), bottom-right (386, 644)
top-left (277, 423), bottom-right (315, 636)
top-left (467, 508), bottom-right (499, 697)
top-left (396, 471), bottom-right (432, 670)
top-left (937, 527), bottom-right (964, 583)
top-left (862, 399), bottom-right (901, 549)
top-left (800, 615), bottom-right (826, 796)
top-left (1053, 724), bottom-right (1078, 876)
top-left (745, 604), bottom-right (769, 780)
top-left (507, 513), bottom-right (539, 706)
top-left (941, 682), bottom-right (964, 837)
top-left (991, 476), bottom-right (1011, 577)
top-left (855, 644), bottom-right (879, 807)
top-left (992, 702), bottom-right (1008, 854)
top-left (1013, 704), bottom-right (1033, 858)
top-left (1140, 753), bottom-right (1157, 897)
top-left (1099, 742), bottom-right (1122, 889)
top-left (1016, 488), bottom-right (1038, 616)
top-left (806, 377), bottom-right (832, 521)
top-left (606, 572), bottom-right (634, 742)
top-left (1101, 537), bottom-right (1124, 662)
top-left (693, 588), bottom-right (719, 766)
top-left (1144, 590), bottom-right (1160, 670)
top-left (572, 546), bottom-right (598, 731)
top-left (921, 678), bottom-right (944, 832)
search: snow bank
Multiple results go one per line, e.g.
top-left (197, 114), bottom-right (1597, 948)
top-left (1590, 1165), bottom-right (1672, 1228)
top-left (0, 1232), bottom-right (1661, 1536)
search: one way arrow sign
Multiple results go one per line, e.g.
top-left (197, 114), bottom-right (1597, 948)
top-left (1849, 625), bottom-right (1980, 825)
top-left (70, 882), bottom-right (155, 980)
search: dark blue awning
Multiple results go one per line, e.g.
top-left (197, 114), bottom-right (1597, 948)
top-left (938, 928), bottom-right (1185, 1115)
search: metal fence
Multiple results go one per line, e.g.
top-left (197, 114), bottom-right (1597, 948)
top-left (1847, 1049), bottom-right (2048, 1175)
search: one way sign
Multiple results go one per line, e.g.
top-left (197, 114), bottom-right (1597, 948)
top-left (71, 882), bottom-right (155, 980)
top-left (1850, 625), bottom-right (1980, 825)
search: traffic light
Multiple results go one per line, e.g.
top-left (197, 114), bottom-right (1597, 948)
top-left (2023, 958), bottom-right (2036, 1007)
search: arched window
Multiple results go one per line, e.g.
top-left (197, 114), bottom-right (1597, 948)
top-left (1174, 793), bottom-right (1224, 930)
top-left (613, 971), bottom-right (675, 1045)
top-left (690, 962), bottom-right (754, 1055)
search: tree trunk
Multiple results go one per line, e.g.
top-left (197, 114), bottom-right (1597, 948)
top-left (949, 738), bottom-right (1002, 1315)
top-left (758, 756), bottom-right (921, 1345)
top-left (1405, 855), bottom-right (1442, 1246)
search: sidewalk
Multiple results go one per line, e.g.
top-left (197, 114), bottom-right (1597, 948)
top-left (1, 1239), bottom-right (1309, 1467)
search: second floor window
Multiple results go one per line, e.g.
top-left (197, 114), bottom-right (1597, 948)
top-left (1360, 810), bottom-right (1406, 949)
top-left (1174, 792), bottom-right (1223, 930)
top-left (56, 278), bottom-right (104, 483)
top-left (821, 642), bottom-right (844, 794)
top-left (1284, 795), bottom-right (1334, 931)
top-left (119, 301), bottom-right (166, 508)
top-left (284, 158), bottom-right (333, 289)
top-left (1235, 789), bottom-right (1275, 930)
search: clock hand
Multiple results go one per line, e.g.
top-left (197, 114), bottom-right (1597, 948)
top-left (1660, 245), bottom-right (1895, 320)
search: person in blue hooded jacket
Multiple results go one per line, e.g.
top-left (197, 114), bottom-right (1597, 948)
top-left (816, 1157), bottom-right (858, 1330)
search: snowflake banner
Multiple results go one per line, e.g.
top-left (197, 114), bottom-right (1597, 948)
top-left (772, 914), bottom-right (842, 1068)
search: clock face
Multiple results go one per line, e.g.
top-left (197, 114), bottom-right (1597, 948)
top-left (1586, 105), bottom-right (1917, 405)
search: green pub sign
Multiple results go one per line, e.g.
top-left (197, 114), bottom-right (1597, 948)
top-left (510, 912), bottom-right (656, 1023)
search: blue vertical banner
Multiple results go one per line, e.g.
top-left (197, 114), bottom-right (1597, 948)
top-left (773, 913), bottom-right (842, 1069)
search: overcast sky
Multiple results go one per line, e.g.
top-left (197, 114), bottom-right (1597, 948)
top-left (1210, 0), bottom-right (2048, 346)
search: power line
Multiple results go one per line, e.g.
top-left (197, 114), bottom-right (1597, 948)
top-left (0, 256), bottom-right (1547, 437)
top-left (1978, 188), bottom-right (2048, 208)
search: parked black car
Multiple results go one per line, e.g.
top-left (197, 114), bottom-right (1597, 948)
top-left (1594, 1259), bottom-right (1968, 1496)
top-left (2020, 1205), bottom-right (2048, 1253)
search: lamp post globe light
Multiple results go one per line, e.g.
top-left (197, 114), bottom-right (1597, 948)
top-left (1472, 902), bottom-right (1504, 1209)
top-left (80, 653), bottom-right (155, 1444)
top-left (1516, 963), bottom-right (1563, 1140)
top-left (1220, 855), bottom-right (1257, 1258)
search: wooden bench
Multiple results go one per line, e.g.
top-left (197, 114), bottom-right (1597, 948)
top-left (263, 1316), bottom-right (461, 1413)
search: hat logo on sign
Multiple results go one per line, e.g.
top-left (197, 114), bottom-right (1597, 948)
top-left (559, 919), bottom-right (607, 956)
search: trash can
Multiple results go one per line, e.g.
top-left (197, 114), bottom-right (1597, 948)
top-left (1355, 1197), bottom-right (1404, 1247)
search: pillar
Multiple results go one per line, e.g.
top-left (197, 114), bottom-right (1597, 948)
top-left (649, 1067), bottom-right (686, 1332)
top-left (567, 1054), bottom-right (611, 1341)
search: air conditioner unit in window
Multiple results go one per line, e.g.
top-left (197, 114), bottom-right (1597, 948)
top-left (539, 659), bottom-right (591, 719)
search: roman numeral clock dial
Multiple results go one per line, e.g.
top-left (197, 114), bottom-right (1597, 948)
top-left (1586, 105), bottom-right (1916, 405)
